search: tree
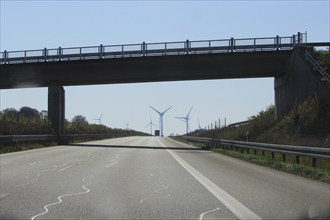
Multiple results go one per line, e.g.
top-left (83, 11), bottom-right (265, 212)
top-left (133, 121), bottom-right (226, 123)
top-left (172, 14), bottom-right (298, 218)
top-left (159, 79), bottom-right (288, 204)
top-left (3, 108), bottom-right (20, 119)
top-left (19, 106), bottom-right (40, 118)
top-left (40, 110), bottom-right (48, 118)
top-left (72, 115), bottom-right (88, 124)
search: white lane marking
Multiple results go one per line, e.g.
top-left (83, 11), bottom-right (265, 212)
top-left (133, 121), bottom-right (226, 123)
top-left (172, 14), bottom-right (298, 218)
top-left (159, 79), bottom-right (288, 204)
top-left (130, 199), bottom-right (145, 206)
top-left (17, 174), bottom-right (40, 188)
top-left (87, 153), bottom-right (99, 159)
top-left (157, 138), bottom-right (262, 220)
top-left (105, 159), bottom-right (118, 168)
top-left (199, 207), bottom-right (221, 220)
top-left (30, 175), bottom-right (93, 220)
top-left (57, 163), bottom-right (77, 172)
top-left (0, 193), bottom-right (10, 200)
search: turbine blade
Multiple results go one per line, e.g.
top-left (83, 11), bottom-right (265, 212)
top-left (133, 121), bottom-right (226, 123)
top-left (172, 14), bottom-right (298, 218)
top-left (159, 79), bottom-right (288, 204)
top-left (162, 106), bottom-right (173, 114)
top-left (187, 106), bottom-right (193, 117)
top-left (149, 106), bottom-right (161, 115)
top-left (174, 116), bottom-right (186, 119)
top-left (100, 112), bottom-right (104, 119)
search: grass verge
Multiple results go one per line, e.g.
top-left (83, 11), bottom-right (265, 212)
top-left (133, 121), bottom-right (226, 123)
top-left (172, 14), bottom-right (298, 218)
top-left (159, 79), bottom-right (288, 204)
top-left (172, 137), bottom-right (330, 183)
top-left (0, 142), bottom-right (57, 154)
top-left (0, 137), bottom-right (107, 154)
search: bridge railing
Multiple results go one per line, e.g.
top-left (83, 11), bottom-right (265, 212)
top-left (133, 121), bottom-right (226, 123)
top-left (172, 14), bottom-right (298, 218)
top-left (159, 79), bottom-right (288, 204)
top-left (182, 136), bottom-right (329, 167)
top-left (0, 32), bottom-right (307, 65)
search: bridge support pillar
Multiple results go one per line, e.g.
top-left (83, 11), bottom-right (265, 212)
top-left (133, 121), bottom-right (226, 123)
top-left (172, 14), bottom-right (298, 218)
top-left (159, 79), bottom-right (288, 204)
top-left (48, 84), bottom-right (65, 137)
top-left (274, 47), bottom-right (330, 119)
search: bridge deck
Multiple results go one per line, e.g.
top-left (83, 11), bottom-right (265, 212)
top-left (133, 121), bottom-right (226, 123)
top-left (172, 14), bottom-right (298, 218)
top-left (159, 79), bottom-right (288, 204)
top-left (1, 33), bottom-right (328, 89)
top-left (0, 51), bottom-right (291, 89)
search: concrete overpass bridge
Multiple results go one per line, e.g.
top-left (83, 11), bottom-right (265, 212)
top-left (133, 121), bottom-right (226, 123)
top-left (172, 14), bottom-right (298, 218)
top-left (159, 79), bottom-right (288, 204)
top-left (1, 32), bottom-right (329, 136)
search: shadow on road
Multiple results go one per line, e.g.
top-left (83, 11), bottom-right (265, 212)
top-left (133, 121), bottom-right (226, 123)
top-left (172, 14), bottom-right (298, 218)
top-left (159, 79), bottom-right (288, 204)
top-left (67, 143), bottom-right (209, 152)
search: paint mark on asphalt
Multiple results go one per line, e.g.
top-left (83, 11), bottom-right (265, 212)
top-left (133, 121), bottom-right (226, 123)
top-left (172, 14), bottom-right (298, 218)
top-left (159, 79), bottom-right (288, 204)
top-left (87, 153), bottom-right (99, 159)
top-left (56, 159), bottom-right (84, 172)
top-left (30, 175), bottom-right (93, 220)
top-left (105, 159), bottom-right (118, 168)
top-left (157, 138), bottom-right (262, 220)
top-left (155, 184), bottom-right (170, 199)
top-left (199, 207), bottom-right (221, 220)
top-left (131, 198), bottom-right (145, 207)
top-left (57, 163), bottom-right (77, 172)
top-left (0, 193), bottom-right (10, 200)
top-left (138, 199), bottom-right (144, 204)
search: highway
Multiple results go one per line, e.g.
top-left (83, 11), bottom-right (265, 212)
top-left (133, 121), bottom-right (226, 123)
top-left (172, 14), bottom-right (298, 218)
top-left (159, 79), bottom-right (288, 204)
top-left (0, 136), bottom-right (329, 219)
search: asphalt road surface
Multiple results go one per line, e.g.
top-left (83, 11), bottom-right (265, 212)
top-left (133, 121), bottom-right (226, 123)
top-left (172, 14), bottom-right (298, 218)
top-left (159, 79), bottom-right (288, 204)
top-left (1, 136), bottom-right (329, 219)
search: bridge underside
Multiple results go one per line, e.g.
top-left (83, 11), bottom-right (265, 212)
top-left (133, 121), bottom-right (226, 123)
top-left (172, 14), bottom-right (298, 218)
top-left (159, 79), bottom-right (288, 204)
top-left (0, 51), bottom-right (291, 89)
top-left (3, 49), bottom-right (328, 137)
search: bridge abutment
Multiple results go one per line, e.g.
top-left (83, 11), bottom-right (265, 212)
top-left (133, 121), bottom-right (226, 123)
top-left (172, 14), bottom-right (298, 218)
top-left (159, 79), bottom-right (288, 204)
top-left (48, 84), bottom-right (65, 137)
top-left (275, 47), bottom-right (330, 118)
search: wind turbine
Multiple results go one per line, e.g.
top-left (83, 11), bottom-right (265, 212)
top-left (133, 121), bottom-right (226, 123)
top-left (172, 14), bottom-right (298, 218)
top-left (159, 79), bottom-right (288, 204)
top-left (175, 106), bottom-right (193, 134)
top-left (149, 105), bottom-right (173, 137)
top-left (93, 112), bottom-right (103, 125)
top-left (145, 116), bottom-right (157, 135)
top-left (197, 118), bottom-right (203, 130)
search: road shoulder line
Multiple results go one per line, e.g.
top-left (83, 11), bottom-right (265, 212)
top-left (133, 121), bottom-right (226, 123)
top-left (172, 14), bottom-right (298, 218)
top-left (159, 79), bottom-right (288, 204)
top-left (157, 138), bottom-right (262, 220)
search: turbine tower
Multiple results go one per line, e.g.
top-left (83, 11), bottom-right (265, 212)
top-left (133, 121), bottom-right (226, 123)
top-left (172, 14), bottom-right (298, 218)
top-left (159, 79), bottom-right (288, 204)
top-left (175, 106), bottom-right (193, 134)
top-left (197, 118), bottom-right (203, 130)
top-left (93, 112), bottom-right (103, 125)
top-left (145, 116), bottom-right (157, 135)
top-left (149, 105), bottom-right (173, 137)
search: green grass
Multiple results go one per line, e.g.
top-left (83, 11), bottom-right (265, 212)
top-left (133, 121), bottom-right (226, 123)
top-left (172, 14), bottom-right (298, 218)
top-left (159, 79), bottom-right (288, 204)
top-left (0, 142), bottom-right (57, 154)
top-left (173, 137), bottom-right (330, 183)
top-left (0, 137), bottom-right (106, 154)
top-left (211, 147), bottom-right (330, 182)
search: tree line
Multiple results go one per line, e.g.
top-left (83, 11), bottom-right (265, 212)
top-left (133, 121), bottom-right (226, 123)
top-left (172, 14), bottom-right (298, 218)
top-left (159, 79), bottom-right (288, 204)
top-left (0, 106), bottom-right (148, 137)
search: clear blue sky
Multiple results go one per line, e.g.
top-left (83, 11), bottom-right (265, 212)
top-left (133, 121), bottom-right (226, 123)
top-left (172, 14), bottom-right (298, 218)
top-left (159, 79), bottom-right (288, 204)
top-left (0, 0), bottom-right (329, 135)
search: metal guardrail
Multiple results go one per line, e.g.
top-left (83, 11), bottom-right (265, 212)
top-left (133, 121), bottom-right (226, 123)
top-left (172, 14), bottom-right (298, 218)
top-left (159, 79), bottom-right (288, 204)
top-left (227, 120), bottom-right (250, 128)
top-left (182, 136), bottom-right (330, 167)
top-left (0, 134), bottom-right (112, 143)
top-left (0, 33), bottom-right (307, 65)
